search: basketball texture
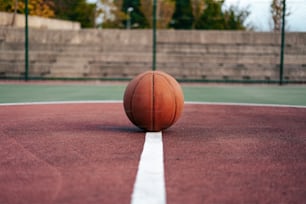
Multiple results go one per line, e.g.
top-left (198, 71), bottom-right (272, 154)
top-left (123, 71), bottom-right (184, 132)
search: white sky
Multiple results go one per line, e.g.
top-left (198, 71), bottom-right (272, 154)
top-left (224, 0), bottom-right (306, 31)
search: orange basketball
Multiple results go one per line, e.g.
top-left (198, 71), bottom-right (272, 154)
top-left (123, 71), bottom-right (184, 132)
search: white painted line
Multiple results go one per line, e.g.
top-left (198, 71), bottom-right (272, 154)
top-left (0, 100), bottom-right (305, 109)
top-left (0, 100), bottom-right (122, 106)
top-left (185, 101), bottom-right (306, 109)
top-left (131, 132), bottom-right (166, 204)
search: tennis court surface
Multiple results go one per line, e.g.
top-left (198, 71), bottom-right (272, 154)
top-left (1, 83), bottom-right (306, 204)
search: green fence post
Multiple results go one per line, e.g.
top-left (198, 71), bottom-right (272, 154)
top-left (279, 0), bottom-right (286, 85)
top-left (152, 0), bottom-right (157, 71)
top-left (25, 0), bottom-right (29, 81)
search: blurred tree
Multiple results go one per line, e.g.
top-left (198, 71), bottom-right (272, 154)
top-left (158, 0), bottom-right (175, 28)
top-left (121, 0), bottom-right (149, 28)
top-left (98, 0), bottom-right (127, 28)
top-left (270, 0), bottom-right (289, 31)
top-left (0, 0), bottom-right (55, 17)
top-left (190, 0), bottom-right (205, 28)
top-left (195, 0), bottom-right (249, 30)
top-left (169, 0), bottom-right (194, 29)
top-left (0, 0), bottom-right (13, 11)
top-left (271, 0), bottom-right (282, 31)
top-left (194, 0), bottom-right (225, 29)
top-left (139, 0), bottom-right (152, 26)
top-left (140, 0), bottom-right (175, 28)
top-left (223, 5), bottom-right (249, 30)
top-left (0, 0), bottom-right (101, 28)
top-left (53, 0), bottom-right (96, 28)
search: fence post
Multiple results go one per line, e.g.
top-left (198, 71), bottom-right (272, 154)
top-left (24, 0), bottom-right (29, 81)
top-left (152, 0), bottom-right (157, 71)
top-left (279, 0), bottom-right (286, 85)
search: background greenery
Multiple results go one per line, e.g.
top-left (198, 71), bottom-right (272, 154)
top-left (0, 0), bottom-right (250, 29)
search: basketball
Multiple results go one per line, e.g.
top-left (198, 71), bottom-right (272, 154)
top-left (123, 70), bottom-right (184, 132)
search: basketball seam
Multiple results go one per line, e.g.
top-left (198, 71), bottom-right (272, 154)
top-left (152, 72), bottom-right (155, 131)
top-left (156, 73), bottom-right (178, 128)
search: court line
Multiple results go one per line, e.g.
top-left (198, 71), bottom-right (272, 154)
top-left (185, 101), bottom-right (306, 108)
top-left (131, 132), bottom-right (166, 204)
top-left (0, 100), bottom-right (305, 108)
top-left (185, 101), bottom-right (306, 109)
top-left (0, 100), bottom-right (122, 106)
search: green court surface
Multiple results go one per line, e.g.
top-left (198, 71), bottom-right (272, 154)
top-left (0, 83), bottom-right (306, 106)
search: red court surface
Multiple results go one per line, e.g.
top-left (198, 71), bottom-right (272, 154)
top-left (0, 103), bottom-right (306, 204)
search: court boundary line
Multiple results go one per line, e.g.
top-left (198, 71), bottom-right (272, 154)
top-left (131, 132), bottom-right (166, 204)
top-left (0, 100), bottom-right (122, 106)
top-left (0, 100), bottom-right (305, 108)
top-left (185, 101), bottom-right (306, 109)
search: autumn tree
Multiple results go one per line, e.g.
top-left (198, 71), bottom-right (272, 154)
top-left (140, 0), bottom-right (175, 28)
top-left (270, 0), bottom-right (289, 31)
top-left (95, 0), bottom-right (250, 30)
top-left (158, 0), bottom-right (175, 28)
top-left (0, 0), bottom-right (14, 12)
top-left (0, 0), bottom-right (96, 28)
top-left (98, 0), bottom-right (127, 28)
top-left (190, 0), bottom-right (205, 28)
top-left (0, 0), bottom-right (55, 17)
top-left (271, 0), bottom-right (282, 31)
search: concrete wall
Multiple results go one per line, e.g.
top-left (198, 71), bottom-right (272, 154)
top-left (0, 12), bottom-right (80, 30)
top-left (0, 28), bottom-right (305, 82)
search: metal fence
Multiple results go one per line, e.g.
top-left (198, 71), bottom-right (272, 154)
top-left (0, 0), bottom-right (305, 84)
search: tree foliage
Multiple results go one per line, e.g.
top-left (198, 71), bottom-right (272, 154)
top-left (0, 0), bottom-right (55, 18)
top-left (194, 0), bottom-right (224, 29)
top-left (0, 0), bottom-right (15, 12)
top-left (224, 5), bottom-right (249, 30)
top-left (0, 0), bottom-right (96, 28)
top-left (271, 0), bottom-right (282, 31)
top-left (169, 0), bottom-right (194, 29)
top-left (190, 0), bottom-right (206, 27)
top-left (121, 0), bottom-right (149, 28)
top-left (53, 0), bottom-right (96, 28)
top-left (139, 0), bottom-right (152, 27)
top-left (158, 0), bottom-right (175, 28)
top-left (98, 0), bottom-right (127, 28)
top-left (270, 0), bottom-right (289, 31)
top-left (140, 0), bottom-right (175, 29)
top-left (0, 0), bottom-right (250, 29)
top-left (194, 0), bottom-right (249, 30)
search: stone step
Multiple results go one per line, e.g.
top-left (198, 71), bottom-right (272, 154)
top-left (87, 66), bottom-right (148, 78)
top-left (0, 51), bottom-right (57, 61)
top-left (1, 50), bottom-right (304, 67)
top-left (0, 61), bottom-right (51, 76)
top-left (1, 28), bottom-right (305, 81)
top-left (156, 54), bottom-right (306, 64)
top-left (3, 39), bottom-right (304, 54)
